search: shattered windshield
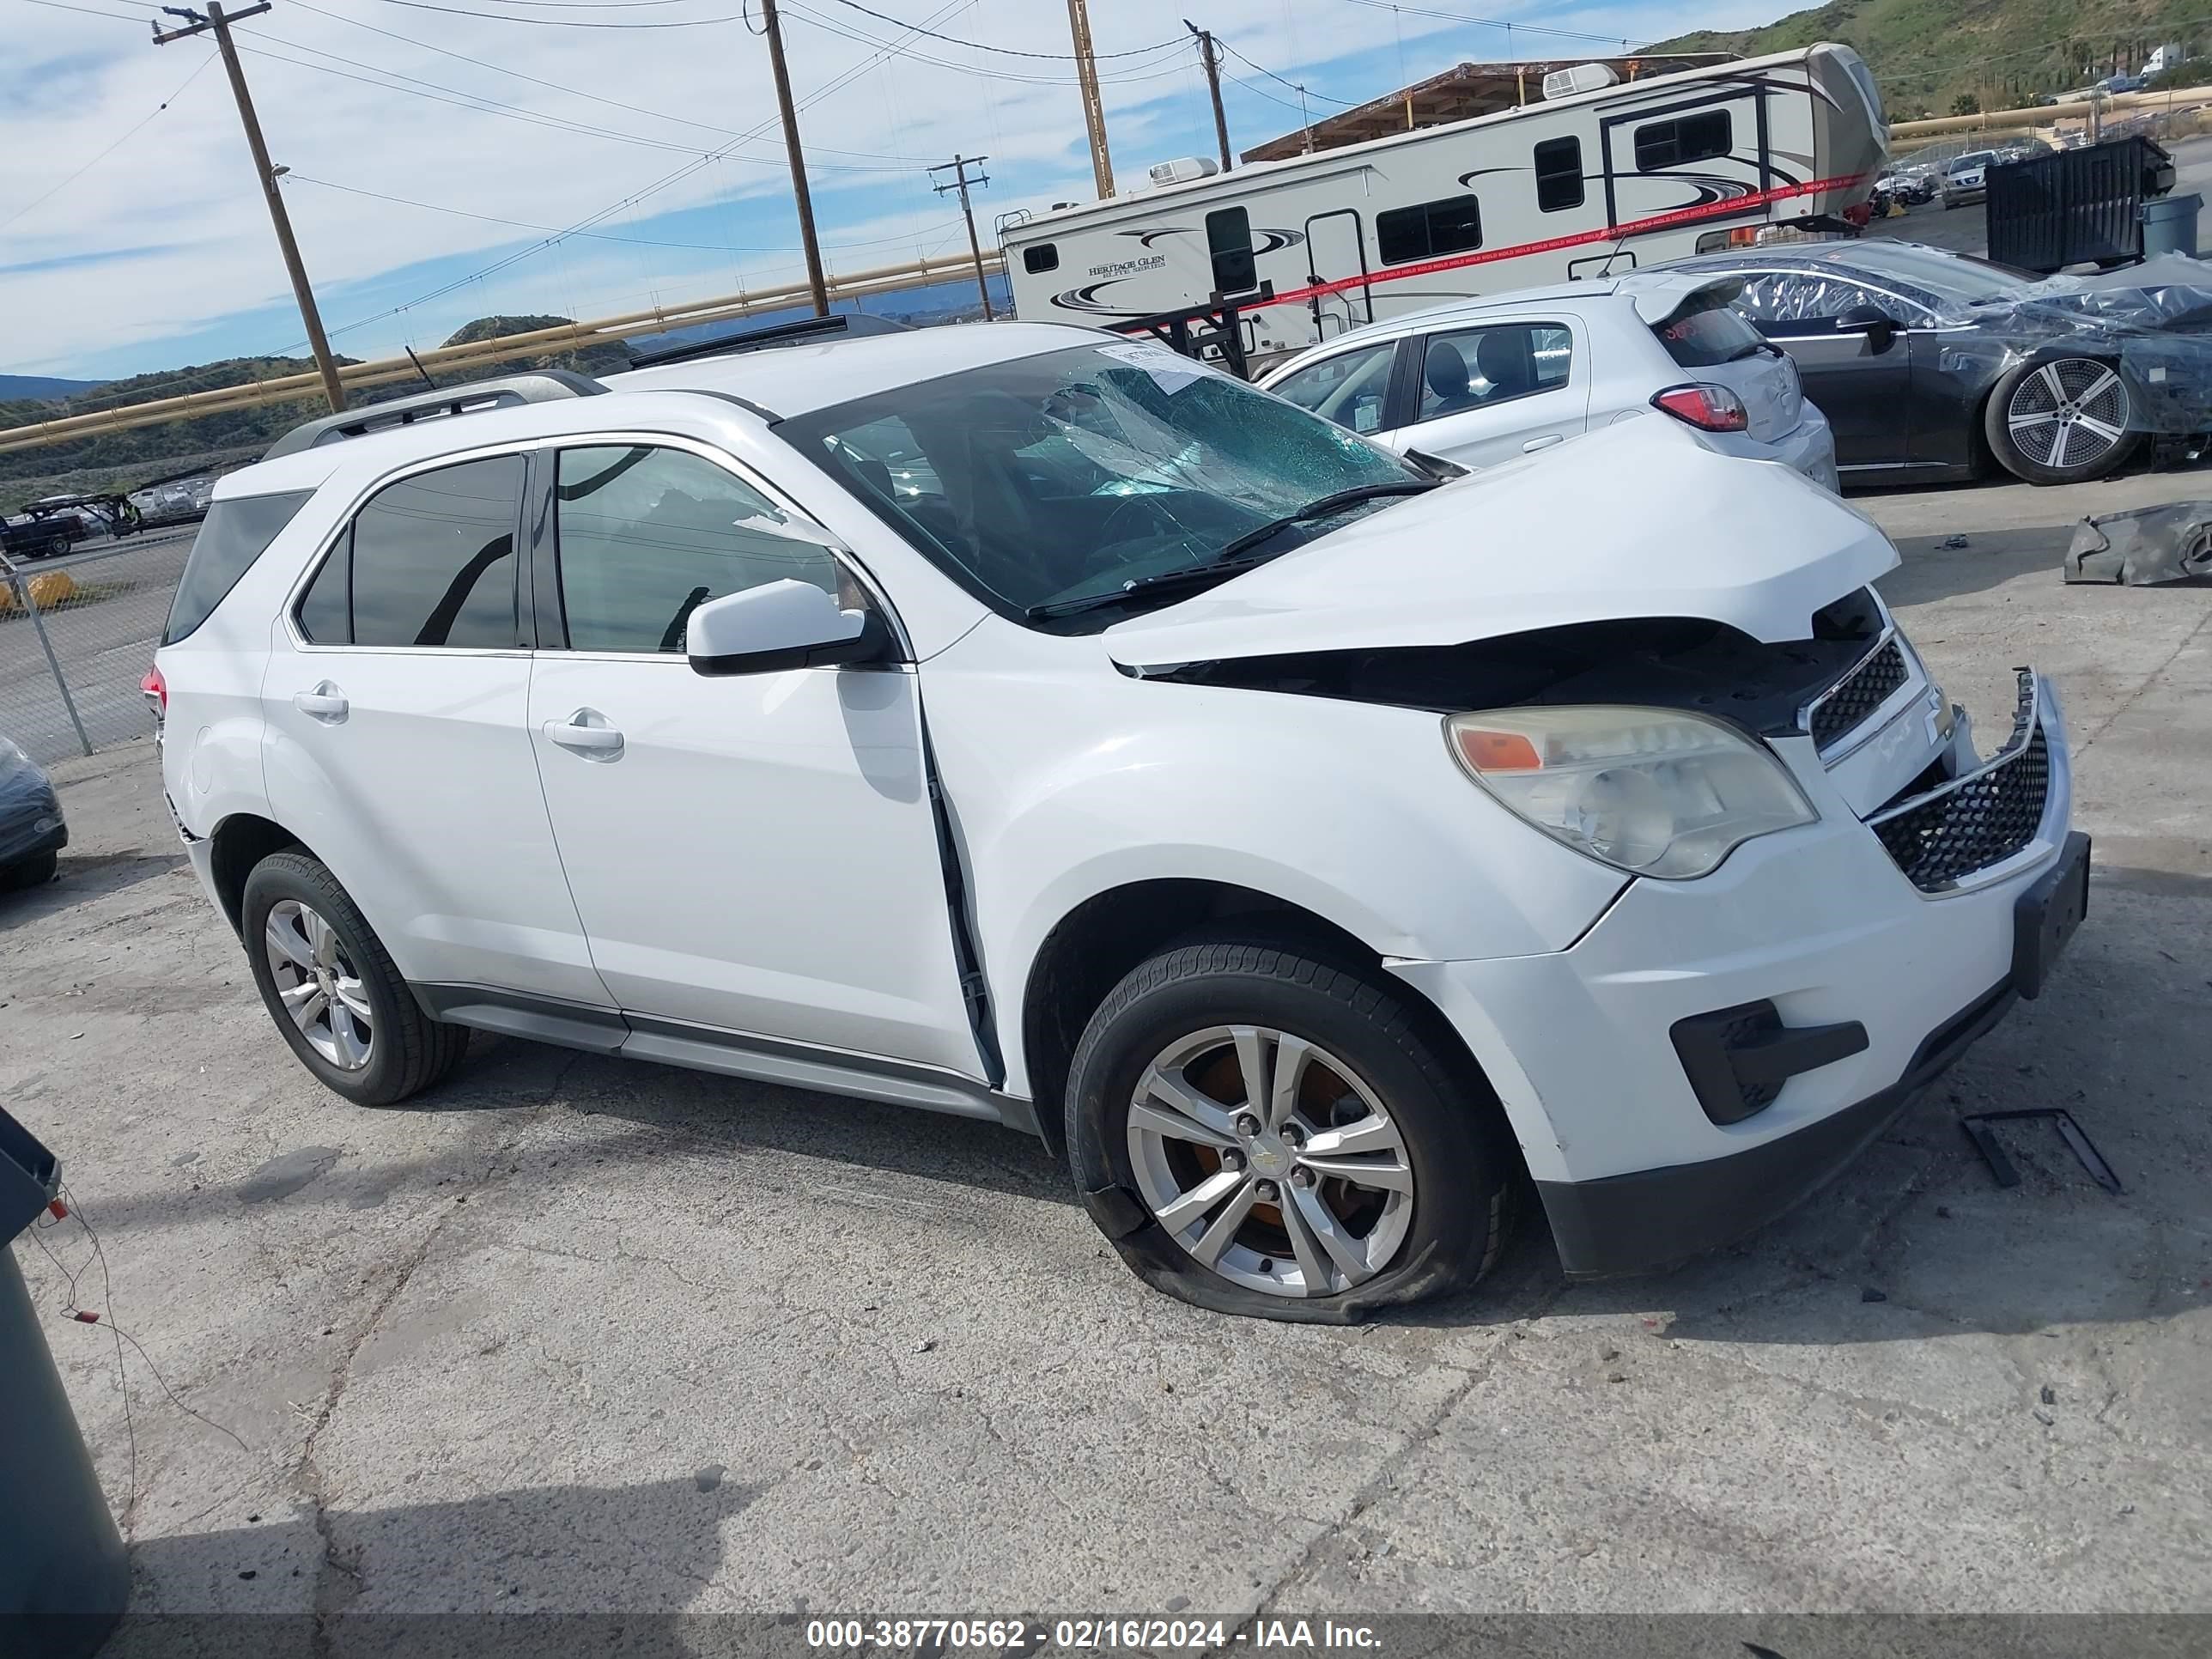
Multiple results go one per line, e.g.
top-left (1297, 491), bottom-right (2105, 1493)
top-left (779, 342), bottom-right (1422, 626)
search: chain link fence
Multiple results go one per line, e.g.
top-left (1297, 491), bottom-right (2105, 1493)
top-left (1, 530), bottom-right (198, 767)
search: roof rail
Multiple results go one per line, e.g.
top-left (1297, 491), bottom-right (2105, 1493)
top-left (260, 369), bottom-right (605, 460)
top-left (624, 311), bottom-right (912, 371)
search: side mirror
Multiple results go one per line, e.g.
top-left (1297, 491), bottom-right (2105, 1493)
top-left (686, 579), bottom-right (885, 677)
top-left (1835, 304), bottom-right (1899, 352)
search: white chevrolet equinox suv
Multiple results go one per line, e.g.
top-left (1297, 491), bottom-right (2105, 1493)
top-left (151, 319), bottom-right (2087, 1321)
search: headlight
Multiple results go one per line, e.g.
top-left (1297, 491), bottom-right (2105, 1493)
top-left (1444, 706), bottom-right (1817, 879)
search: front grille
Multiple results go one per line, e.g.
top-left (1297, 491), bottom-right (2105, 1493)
top-left (1871, 678), bottom-right (2050, 891)
top-left (1809, 638), bottom-right (1908, 750)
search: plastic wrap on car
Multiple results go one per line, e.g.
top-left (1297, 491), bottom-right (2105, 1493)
top-left (1942, 252), bottom-right (2212, 435)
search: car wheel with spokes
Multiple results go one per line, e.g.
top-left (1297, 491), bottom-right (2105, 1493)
top-left (241, 850), bottom-right (469, 1106)
top-left (1066, 933), bottom-right (1515, 1321)
top-left (1987, 357), bottom-right (2140, 485)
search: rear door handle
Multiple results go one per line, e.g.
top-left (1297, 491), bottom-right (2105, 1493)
top-left (292, 683), bottom-right (348, 721)
top-left (1522, 434), bottom-right (1565, 453)
top-left (544, 710), bottom-right (624, 757)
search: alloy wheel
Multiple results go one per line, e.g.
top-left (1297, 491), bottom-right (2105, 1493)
top-left (2007, 359), bottom-right (2130, 471)
top-left (264, 898), bottom-right (373, 1070)
top-left (1125, 1025), bottom-right (1414, 1297)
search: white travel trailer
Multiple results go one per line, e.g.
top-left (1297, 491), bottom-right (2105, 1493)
top-left (1003, 46), bottom-right (1887, 361)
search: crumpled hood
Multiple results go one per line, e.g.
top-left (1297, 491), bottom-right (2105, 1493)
top-left (1104, 419), bottom-right (1897, 668)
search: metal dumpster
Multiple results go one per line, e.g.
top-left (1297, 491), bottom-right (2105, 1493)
top-left (0, 1108), bottom-right (130, 1658)
top-left (1986, 136), bottom-right (2177, 273)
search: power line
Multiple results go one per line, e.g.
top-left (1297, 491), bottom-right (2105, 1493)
top-left (1, 50), bottom-right (218, 231)
top-left (299, 0), bottom-right (974, 346)
top-left (278, 0), bottom-right (922, 162)
top-left (781, 1), bottom-right (1197, 87)
top-left (815, 0), bottom-right (1181, 60)
top-left (18, 0), bottom-right (156, 21)
top-left (362, 0), bottom-right (751, 25)
top-left (1216, 36), bottom-right (1358, 106)
top-left (289, 171), bottom-right (960, 251)
top-left (1338, 0), bottom-right (1633, 52)
top-left (233, 31), bottom-right (924, 167)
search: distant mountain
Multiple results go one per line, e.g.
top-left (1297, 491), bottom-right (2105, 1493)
top-left (0, 374), bottom-right (106, 401)
top-left (1646, 0), bottom-right (2196, 120)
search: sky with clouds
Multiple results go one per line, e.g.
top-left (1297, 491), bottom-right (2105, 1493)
top-left (2, 0), bottom-right (1786, 381)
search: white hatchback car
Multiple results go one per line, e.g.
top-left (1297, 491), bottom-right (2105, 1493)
top-left (151, 319), bottom-right (2084, 1321)
top-left (1260, 273), bottom-right (1840, 490)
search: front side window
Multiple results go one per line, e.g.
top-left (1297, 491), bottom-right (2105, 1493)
top-left (1634, 109), bottom-right (1733, 171)
top-left (1206, 207), bottom-right (1256, 293)
top-left (164, 489), bottom-right (313, 643)
top-left (1416, 324), bottom-right (1572, 421)
top-left (1267, 340), bottom-right (1399, 435)
top-left (553, 445), bottom-right (842, 654)
top-left (1534, 137), bottom-right (1584, 212)
top-left (1729, 271), bottom-right (1885, 330)
top-left (301, 456), bottom-right (524, 648)
top-left (1376, 196), bottom-right (1484, 265)
top-left (782, 341), bottom-right (1421, 626)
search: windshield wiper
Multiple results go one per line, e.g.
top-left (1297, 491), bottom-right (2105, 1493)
top-left (1024, 555), bottom-right (1281, 620)
top-left (1214, 480), bottom-right (1436, 562)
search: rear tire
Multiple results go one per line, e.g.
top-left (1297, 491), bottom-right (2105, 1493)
top-left (1065, 932), bottom-right (1516, 1322)
top-left (3, 849), bottom-right (58, 890)
top-left (241, 851), bottom-right (468, 1106)
top-left (1985, 357), bottom-right (2140, 485)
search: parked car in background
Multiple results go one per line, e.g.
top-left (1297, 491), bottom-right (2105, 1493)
top-left (1258, 273), bottom-right (1838, 490)
top-left (1662, 238), bottom-right (2212, 483)
top-left (1942, 150), bottom-right (2000, 209)
top-left (152, 321), bottom-right (2082, 1320)
top-left (0, 735), bottom-right (66, 890)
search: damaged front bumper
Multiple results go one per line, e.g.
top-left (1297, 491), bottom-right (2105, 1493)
top-left (1392, 670), bottom-right (2081, 1278)
top-left (2066, 501), bottom-right (2212, 585)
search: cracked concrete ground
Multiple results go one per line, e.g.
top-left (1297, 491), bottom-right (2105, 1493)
top-left (3, 471), bottom-right (2209, 1641)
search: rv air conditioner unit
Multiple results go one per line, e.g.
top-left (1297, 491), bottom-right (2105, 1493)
top-left (1148, 155), bottom-right (1222, 187)
top-left (1543, 63), bottom-right (1620, 100)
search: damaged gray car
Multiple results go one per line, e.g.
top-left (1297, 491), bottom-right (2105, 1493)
top-left (1668, 240), bottom-right (2212, 486)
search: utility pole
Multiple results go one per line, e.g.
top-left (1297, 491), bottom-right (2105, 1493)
top-left (758, 0), bottom-right (830, 317)
top-left (930, 156), bottom-right (995, 321)
top-left (1065, 0), bottom-right (1115, 198)
top-left (1184, 21), bottom-right (1232, 170)
top-left (154, 2), bottom-right (345, 412)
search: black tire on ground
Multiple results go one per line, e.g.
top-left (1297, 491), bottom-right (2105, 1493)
top-left (240, 850), bottom-right (468, 1106)
top-left (1984, 356), bottom-right (2142, 486)
top-left (44, 535), bottom-right (67, 559)
top-left (1064, 932), bottom-right (1516, 1322)
top-left (2, 849), bottom-right (58, 890)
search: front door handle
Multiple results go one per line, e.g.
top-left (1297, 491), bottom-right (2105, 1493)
top-left (544, 710), bottom-right (624, 757)
top-left (292, 683), bottom-right (348, 721)
top-left (1522, 434), bottom-right (1565, 453)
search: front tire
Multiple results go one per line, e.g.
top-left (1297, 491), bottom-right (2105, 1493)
top-left (241, 851), bottom-right (467, 1106)
top-left (1066, 934), bottom-right (1515, 1322)
top-left (1986, 357), bottom-right (2140, 484)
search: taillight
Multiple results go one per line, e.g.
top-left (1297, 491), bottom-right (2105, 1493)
top-left (1651, 384), bottom-right (1750, 434)
top-left (140, 665), bottom-right (167, 722)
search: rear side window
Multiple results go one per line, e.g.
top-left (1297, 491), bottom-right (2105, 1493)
top-left (1534, 137), bottom-right (1584, 211)
top-left (1376, 196), bottom-right (1484, 265)
top-left (1654, 295), bottom-right (1767, 366)
top-left (1023, 243), bottom-right (1060, 275)
top-left (1634, 109), bottom-right (1733, 171)
top-left (1206, 207), bottom-right (1257, 294)
top-left (162, 490), bottom-right (313, 644)
top-left (297, 456), bottom-right (524, 648)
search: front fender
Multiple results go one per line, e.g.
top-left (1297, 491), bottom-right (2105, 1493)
top-left (920, 628), bottom-right (1627, 1097)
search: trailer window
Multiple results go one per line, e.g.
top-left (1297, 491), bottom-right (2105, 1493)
top-left (1534, 137), bottom-right (1583, 211)
top-left (1376, 196), bottom-right (1484, 265)
top-left (1206, 207), bottom-right (1257, 294)
top-left (1635, 109), bottom-right (1732, 171)
top-left (1023, 243), bottom-right (1060, 275)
